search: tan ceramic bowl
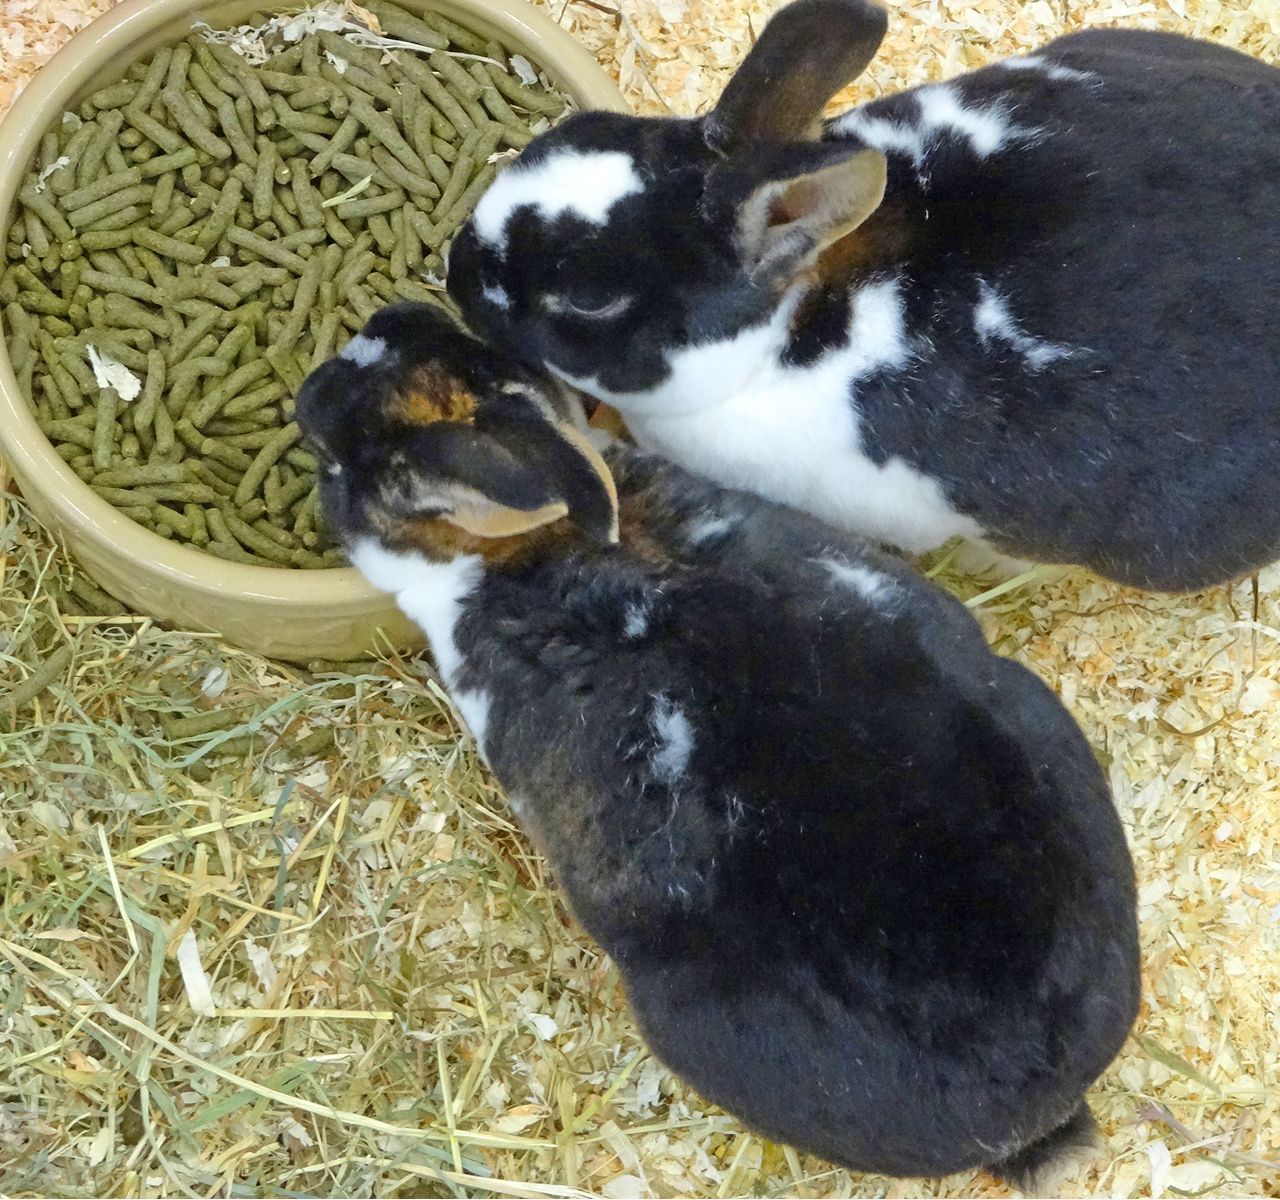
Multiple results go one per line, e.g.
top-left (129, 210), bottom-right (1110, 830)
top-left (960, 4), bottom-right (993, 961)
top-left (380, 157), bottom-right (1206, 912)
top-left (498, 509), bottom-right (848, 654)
top-left (0, 0), bottom-right (625, 662)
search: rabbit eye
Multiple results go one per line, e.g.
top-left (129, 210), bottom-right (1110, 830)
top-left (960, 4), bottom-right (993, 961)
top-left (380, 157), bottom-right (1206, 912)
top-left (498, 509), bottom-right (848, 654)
top-left (544, 294), bottom-right (634, 321)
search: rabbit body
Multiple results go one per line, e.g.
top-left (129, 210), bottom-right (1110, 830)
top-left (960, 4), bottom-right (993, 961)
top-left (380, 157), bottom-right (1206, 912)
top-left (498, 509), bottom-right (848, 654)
top-left (450, 14), bottom-right (1280, 591)
top-left (310, 306), bottom-right (1140, 1184)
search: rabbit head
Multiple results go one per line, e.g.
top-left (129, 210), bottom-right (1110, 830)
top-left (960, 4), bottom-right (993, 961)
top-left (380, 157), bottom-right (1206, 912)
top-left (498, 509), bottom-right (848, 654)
top-left (448, 0), bottom-right (889, 418)
top-left (295, 303), bottom-right (619, 561)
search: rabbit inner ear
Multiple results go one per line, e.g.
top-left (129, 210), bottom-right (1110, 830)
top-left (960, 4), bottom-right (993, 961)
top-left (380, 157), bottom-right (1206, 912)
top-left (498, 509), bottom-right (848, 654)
top-left (442, 494), bottom-right (571, 539)
top-left (740, 148), bottom-right (887, 280)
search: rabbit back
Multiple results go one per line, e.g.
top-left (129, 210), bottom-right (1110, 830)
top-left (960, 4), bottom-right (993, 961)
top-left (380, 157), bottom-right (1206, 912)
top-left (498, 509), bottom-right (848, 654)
top-left (451, 448), bottom-right (1139, 1177)
top-left (803, 32), bottom-right (1280, 588)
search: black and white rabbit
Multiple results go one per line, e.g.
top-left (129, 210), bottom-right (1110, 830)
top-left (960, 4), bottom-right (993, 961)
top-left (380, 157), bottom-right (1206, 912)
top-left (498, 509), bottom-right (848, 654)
top-left (447, 0), bottom-right (1280, 592)
top-left (296, 302), bottom-right (1141, 1192)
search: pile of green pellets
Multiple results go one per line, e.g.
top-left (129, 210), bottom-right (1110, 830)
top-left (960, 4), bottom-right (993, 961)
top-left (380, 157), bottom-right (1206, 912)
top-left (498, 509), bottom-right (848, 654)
top-left (0, 0), bottom-right (568, 569)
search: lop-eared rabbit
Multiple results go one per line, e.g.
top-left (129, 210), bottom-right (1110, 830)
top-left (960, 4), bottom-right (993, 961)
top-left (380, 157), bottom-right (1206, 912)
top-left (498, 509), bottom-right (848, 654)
top-left (448, 0), bottom-right (1280, 592)
top-left (296, 302), bottom-right (1140, 1192)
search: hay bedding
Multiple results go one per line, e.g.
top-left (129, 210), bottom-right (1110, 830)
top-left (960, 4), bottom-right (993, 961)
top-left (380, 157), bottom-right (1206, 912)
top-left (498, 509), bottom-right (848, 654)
top-left (2, 0), bottom-right (1280, 1195)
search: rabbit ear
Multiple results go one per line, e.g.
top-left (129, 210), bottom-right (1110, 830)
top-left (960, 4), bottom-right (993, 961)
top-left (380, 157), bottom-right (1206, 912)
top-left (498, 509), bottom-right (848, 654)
top-left (391, 423), bottom-right (570, 540)
top-left (389, 418), bottom-right (622, 545)
top-left (706, 0), bottom-right (887, 150)
top-left (712, 142), bottom-right (887, 282)
top-left (554, 420), bottom-right (621, 543)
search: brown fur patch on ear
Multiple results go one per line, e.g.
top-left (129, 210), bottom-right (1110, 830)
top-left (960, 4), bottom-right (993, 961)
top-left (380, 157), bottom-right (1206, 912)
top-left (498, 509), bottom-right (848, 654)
top-left (811, 194), bottom-right (915, 289)
top-left (588, 402), bottom-right (632, 441)
top-left (615, 487), bottom-right (677, 570)
top-left (395, 363), bottom-right (478, 426)
top-left (708, 0), bottom-right (887, 147)
top-left (752, 69), bottom-right (836, 143)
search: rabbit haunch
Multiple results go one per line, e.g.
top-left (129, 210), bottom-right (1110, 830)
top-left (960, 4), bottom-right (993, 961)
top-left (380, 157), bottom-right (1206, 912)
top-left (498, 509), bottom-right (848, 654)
top-left (295, 302), bottom-right (1140, 1193)
top-left (449, 0), bottom-right (1280, 592)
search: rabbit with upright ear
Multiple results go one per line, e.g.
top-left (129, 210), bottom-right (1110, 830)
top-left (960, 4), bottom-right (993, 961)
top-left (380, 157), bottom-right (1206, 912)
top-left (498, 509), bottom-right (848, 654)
top-left (297, 302), bottom-right (1140, 1193)
top-left (447, 0), bottom-right (1280, 592)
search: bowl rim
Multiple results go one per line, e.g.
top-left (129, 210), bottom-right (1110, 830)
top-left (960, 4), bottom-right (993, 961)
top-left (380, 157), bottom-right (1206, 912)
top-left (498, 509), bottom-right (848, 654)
top-left (0, 0), bottom-right (626, 608)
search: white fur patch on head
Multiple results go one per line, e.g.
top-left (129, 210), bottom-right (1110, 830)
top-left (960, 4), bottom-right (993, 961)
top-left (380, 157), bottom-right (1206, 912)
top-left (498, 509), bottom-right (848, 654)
top-left (471, 150), bottom-right (644, 251)
top-left (1000, 55), bottom-right (1098, 84)
top-left (649, 695), bottom-right (693, 785)
top-left (820, 556), bottom-right (899, 610)
top-left (973, 280), bottom-right (1077, 371)
top-left (584, 425), bottom-right (619, 452)
top-left (339, 334), bottom-right (388, 367)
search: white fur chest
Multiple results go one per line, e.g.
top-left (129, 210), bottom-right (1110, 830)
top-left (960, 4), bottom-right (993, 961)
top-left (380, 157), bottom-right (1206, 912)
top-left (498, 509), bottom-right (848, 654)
top-left (348, 542), bottom-right (494, 759)
top-left (622, 280), bottom-right (984, 554)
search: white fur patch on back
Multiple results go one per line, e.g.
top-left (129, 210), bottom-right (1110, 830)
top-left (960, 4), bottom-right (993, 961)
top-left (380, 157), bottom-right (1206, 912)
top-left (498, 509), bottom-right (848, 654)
top-left (684, 512), bottom-right (740, 546)
top-left (830, 107), bottom-right (922, 163)
top-left (650, 695), bottom-right (693, 785)
top-left (348, 542), bottom-right (491, 756)
top-left (482, 284), bottom-right (511, 310)
top-left (623, 601), bottom-right (650, 639)
top-left (833, 83), bottom-right (1035, 167)
top-left (471, 150), bottom-right (643, 250)
top-left (821, 556), bottom-right (900, 609)
top-left (339, 334), bottom-right (388, 367)
top-left (832, 112), bottom-right (927, 163)
top-left (619, 277), bottom-right (986, 554)
top-left (973, 280), bottom-right (1077, 371)
top-left (1000, 54), bottom-right (1098, 84)
top-left (916, 85), bottom-right (1015, 158)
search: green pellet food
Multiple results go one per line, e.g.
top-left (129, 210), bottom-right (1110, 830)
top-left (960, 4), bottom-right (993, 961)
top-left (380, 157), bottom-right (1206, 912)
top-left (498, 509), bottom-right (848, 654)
top-left (1, 1), bottom-right (572, 570)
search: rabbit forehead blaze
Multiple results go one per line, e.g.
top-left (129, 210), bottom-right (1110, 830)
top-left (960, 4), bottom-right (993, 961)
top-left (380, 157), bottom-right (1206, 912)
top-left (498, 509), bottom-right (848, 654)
top-left (470, 148), bottom-right (644, 251)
